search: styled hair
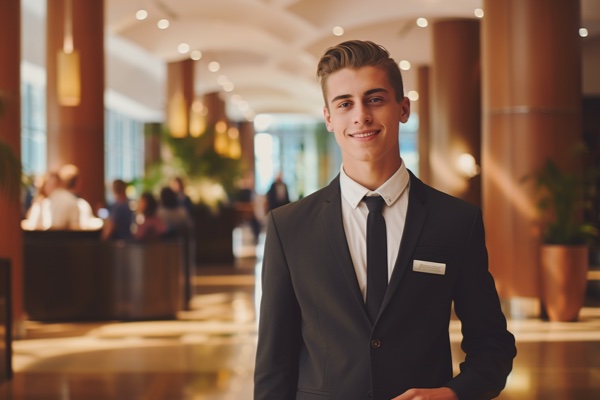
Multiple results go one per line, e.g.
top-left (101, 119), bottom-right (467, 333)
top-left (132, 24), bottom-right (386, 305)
top-left (316, 40), bottom-right (404, 106)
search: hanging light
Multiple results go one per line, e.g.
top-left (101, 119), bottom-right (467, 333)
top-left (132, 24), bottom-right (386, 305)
top-left (189, 100), bottom-right (207, 137)
top-left (213, 120), bottom-right (229, 155)
top-left (57, 0), bottom-right (81, 106)
top-left (167, 92), bottom-right (188, 138)
top-left (227, 126), bottom-right (241, 159)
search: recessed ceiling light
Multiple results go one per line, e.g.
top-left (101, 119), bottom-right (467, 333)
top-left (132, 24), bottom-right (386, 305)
top-left (177, 43), bottom-right (190, 54)
top-left (416, 18), bottom-right (428, 28)
top-left (399, 60), bottom-right (411, 71)
top-left (223, 82), bottom-right (235, 92)
top-left (474, 9), bottom-right (484, 18)
top-left (157, 19), bottom-right (169, 29)
top-left (580, 27), bottom-right (589, 37)
top-left (333, 26), bottom-right (344, 36)
top-left (208, 61), bottom-right (221, 72)
top-left (190, 50), bottom-right (202, 60)
top-left (135, 9), bottom-right (148, 20)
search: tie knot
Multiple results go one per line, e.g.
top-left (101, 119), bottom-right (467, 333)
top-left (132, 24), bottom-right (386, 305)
top-left (363, 195), bottom-right (385, 213)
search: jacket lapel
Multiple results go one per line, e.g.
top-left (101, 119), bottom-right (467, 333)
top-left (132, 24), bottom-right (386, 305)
top-left (319, 176), bottom-right (368, 316)
top-left (380, 172), bottom-right (428, 312)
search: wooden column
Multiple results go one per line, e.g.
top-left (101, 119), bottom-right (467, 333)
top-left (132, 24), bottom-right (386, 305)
top-left (166, 59), bottom-right (195, 138)
top-left (46, 0), bottom-right (105, 209)
top-left (203, 91), bottom-right (227, 127)
top-left (417, 66), bottom-right (431, 184)
top-left (430, 19), bottom-right (482, 206)
top-left (239, 121), bottom-right (256, 177)
top-left (482, 0), bottom-right (582, 299)
top-left (0, 0), bottom-right (24, 334)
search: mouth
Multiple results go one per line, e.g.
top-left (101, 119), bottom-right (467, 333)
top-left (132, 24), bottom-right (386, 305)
top-left (349, 129), bottom-right (380, 138)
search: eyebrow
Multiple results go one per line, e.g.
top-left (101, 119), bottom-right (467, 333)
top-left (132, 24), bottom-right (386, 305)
top-left (330, 87), bottom-right (389, 104)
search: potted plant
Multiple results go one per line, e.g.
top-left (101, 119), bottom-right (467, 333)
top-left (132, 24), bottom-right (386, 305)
top-left (533, 158), bottom-right (598, 321)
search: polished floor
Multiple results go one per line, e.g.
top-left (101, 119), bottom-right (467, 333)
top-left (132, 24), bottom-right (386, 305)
top-left (1, 231), bottom-right (600, 399)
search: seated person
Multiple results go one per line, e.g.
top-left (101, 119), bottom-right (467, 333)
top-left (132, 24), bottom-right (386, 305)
top-left (134, 192), bottom-right (167, 241)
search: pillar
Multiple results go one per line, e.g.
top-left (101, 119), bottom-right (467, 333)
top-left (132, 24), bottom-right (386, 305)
top-left (417, 66), bottom-right (431, 184)
top-left (166, 59), bottom-right (195, 138)
top-left (430, 19), bottom-right (482, 206)
top-left (203, 91), bottom-right (227, 127)
top-left (482, 0), bottom-right (582, 300)
top-left (239, 121), bottom-right (256, 178)
top-left (0, 0), bottom-right (24, 333)
top-left (46, 0), bottom-right (105, 209)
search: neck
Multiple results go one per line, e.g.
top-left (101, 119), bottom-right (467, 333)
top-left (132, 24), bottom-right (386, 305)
top-left (344, 157), bottom-right (402, 191)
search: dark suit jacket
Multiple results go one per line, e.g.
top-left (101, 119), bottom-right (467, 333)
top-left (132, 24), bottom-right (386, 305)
top-left (254, 172), bottom-right (516, 400)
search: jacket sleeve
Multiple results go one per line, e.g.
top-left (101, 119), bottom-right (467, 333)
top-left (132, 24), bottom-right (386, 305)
top-left (254, 212), bottom-right (302, 399)
top-left (445, 209), bottom-right (517, 400)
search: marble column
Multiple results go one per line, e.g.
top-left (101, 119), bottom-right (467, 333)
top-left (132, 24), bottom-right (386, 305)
top-left (0, 0), bottom-right (24, 333)
top-left (416, 66), bottom-right (431, 184)
top-left (46, 0), bottom-right (105, 209)
top-left (430, 19), bottom-right (482, 206)
top-left (482, 0), bottom-right (582, 300)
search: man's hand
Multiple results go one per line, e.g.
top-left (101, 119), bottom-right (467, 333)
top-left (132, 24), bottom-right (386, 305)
top-left (392, 387), bottom-right (458, 400)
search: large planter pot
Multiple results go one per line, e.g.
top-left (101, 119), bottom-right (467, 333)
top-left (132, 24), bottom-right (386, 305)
top-left (540, 244), bottom-right (588, 322)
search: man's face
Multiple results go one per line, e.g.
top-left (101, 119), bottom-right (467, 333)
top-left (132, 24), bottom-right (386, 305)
top-left (323, 66), bottom-right (410, 173)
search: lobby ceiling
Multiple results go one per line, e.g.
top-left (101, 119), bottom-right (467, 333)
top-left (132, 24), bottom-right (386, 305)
top-left (78, 0), bottom-right (600, 119)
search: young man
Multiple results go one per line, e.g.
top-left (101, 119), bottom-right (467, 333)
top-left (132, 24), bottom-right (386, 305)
top-left (254, 40), bottom-right (516, 400)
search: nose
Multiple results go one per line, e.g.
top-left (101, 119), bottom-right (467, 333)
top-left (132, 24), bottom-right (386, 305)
top-left (353, 103), bottom-right (372, 125)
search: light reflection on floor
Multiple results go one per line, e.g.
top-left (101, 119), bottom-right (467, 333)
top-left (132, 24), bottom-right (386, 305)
top-left (2, 232), bottom-right (600, 399)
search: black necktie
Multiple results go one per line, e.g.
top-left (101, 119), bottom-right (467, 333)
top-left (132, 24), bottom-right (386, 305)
top-left (363, 195), bottom-right (388, 323)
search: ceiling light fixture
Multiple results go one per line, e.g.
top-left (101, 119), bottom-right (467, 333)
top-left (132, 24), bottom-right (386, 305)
top-left (208, 61), bottom-right (221, 72)
top-left (399, 60), bottom-right (411, 71)
top-left (416, 18), bottom-right (428, 28)
top-left (474, 9), bottom-right (484, 18)
top-left (135, 9), bottom-right (148, 20)
top-left (333, 26), bottom-right (344, 36)
top-left (579, 28), bottom-right (589, 37)
top-left (190, 50), bottom-right (202, 60)
top-left (177, 43), bottom-right (190, 54)
top-left (407, 90), bottom-right (419, 101)
top-left (157, 19), bottom-right (169, 29)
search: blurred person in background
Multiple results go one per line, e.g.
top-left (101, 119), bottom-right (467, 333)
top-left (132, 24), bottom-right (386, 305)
top-left (102, 179), bottom-right (134, 240)
top-left (134, 191), bottom-right (167, 241)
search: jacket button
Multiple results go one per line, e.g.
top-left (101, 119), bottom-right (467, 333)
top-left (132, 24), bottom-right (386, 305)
top-left (370, 339), bottom-right (382, 349)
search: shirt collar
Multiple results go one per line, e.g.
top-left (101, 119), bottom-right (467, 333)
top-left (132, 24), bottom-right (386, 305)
top-left (340, 161), bottom-right (410, 209)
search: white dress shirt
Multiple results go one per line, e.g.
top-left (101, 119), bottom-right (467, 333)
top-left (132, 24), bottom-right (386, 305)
top-left (339, 162), bottom-right (410, 302)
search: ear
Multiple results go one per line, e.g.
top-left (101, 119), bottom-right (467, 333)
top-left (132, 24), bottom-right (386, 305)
top-left (399, 97), bottom-right (411, 123)
top-left (323, 106), bottom-right (333, 132)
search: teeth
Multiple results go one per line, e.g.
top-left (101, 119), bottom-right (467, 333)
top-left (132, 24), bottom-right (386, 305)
top-left (352, 131), bottom-right (377, 138)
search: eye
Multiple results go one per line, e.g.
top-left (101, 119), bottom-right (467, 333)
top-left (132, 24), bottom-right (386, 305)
top-left (368, 96), bottom-right (384, 104)
top-left (337, 101), bottom-right (352, 109)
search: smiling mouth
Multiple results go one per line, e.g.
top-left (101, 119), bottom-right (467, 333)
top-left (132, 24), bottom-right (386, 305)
top-left (349, 130), bottom-right (380, 138)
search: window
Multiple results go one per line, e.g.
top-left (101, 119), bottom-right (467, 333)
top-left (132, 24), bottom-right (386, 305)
top-left (21, 81), bottom-right (47, 176)
top-left (104, 109), bottom-right (144, 185)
